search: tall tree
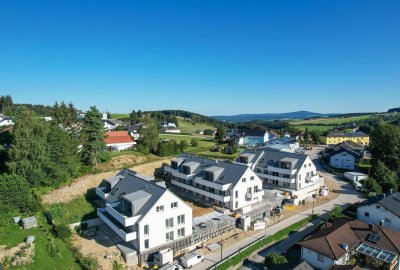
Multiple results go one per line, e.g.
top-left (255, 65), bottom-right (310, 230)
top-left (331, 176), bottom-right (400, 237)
top-left (369, 122), bottom-right (400, 178)
top-left (129, 110), bottom-right (138, 124)
top-left (81, 106), bottom-right (106, 167)
top-left (215, 125), bottom-right (226, 143)
top-left (7, 109), bottom-right (49, 186)
top-left (138, 115), bottom-right (159, 153)
top-left (0, 95), bottom-right (13, 114)
top-left (372, 160), bottom-right (399, 192)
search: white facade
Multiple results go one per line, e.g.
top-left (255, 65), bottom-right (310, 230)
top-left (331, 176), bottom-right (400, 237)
top-left (357, 204), bottom-right (400, 232)
top-left (104, 120), bottom-right (121, 131)
top-left (106, 142), bottom-right (136, 151)
top-left (0, 118), bottom-right (14, 126)
top-left (301, 247), bottom-right (348, 270)
top-left (134, 191), bottom-right (192, 252)
top-left (264, 138), bottom-right (299, 151)
top-left (344, 172), bottom-right (367, 182)
top-left (330, 151), bottom-right (357, 170)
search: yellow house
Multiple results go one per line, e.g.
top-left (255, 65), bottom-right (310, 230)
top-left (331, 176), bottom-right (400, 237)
top-left (322, 131), bottom-right (369, 146)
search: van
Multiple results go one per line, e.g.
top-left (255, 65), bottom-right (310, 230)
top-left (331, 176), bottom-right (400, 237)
top-left (352, 180), bottom-right (364, 191)
top-left (180, 252), bottom-right (204, 268)
top-left (158, 261), bottom-right (182, 270)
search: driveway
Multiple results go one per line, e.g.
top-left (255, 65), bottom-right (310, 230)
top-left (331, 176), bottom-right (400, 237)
top-left (191, 149), bottom-right (365, 270)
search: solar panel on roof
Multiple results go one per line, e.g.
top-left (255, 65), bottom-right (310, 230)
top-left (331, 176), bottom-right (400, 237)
top-left (368, 233), bottom-right (381, 244)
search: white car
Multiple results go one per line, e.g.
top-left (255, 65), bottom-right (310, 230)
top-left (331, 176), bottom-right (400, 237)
top-left (180, 252), bottom-right (204, 268)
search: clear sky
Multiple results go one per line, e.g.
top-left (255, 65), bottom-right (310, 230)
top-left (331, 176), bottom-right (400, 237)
top-left (0, 0), bottom-right (399, 116)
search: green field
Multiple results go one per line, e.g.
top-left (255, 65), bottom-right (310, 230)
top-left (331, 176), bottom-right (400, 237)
top-left (290, 115), bottom-right (372, 125)
top-left (159, 134), bottom-right (238, 160)
top-left (0, 216), bottom-right (80, 270)
top-left (177, 116), bottom-right (216, 134)
top-left (291, 125), bottom-right (337, 132)
top-left (110, 113), bottom-right (129, 119)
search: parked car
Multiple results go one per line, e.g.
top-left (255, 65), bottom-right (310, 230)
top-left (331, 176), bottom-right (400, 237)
top-left (180, 252), bottom-right (204, 268)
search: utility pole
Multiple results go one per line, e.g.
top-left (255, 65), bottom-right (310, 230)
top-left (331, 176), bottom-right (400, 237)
top-left (312, 193), bottom-right (317, 216)
top-left (220, 239), bottom-right (223, 261)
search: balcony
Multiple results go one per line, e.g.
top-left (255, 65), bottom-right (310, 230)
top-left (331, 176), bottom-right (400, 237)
top-left (257, 172), bottom-right (296, 184)
top-left (106, 202), bottom-right (141, 227)
top-left (164, 166), bottom-right (192, 180)
top-left (194, 177), bottom-right (231, 191)
top-left (267, 166), bottom-right (297, 175)
top-left (171, 180), bottom-right (230, 202)
top-left (305, 174), bottom-right (320, 183)
top-left (97, 208), bottom-right (137, 242)
top-left (96, 186), bottom-right (109, 199)
top-left (246, 190), bottom-right (264, 200)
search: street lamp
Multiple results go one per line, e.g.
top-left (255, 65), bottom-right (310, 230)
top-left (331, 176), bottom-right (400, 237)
top-left (220, 239), bottom-right (223, 261)
top-left (311, 193), bottom-right (317, 216)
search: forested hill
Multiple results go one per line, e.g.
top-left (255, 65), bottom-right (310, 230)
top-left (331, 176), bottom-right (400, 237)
top-left (214, 111), bottom-right (337, 122)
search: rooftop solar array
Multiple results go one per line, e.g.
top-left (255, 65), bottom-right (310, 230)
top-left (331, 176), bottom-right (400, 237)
top-left (356, 243), bottom-right (397, 264)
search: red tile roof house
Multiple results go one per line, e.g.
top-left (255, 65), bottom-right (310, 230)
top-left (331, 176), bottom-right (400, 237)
top-left (299, 218), bottom-right (400, 270)
top-left (105, 131), bottom-right (136, 151)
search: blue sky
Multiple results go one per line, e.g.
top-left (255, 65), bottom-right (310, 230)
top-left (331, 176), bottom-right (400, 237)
top-left (0, 0), bottom-right (399, 115)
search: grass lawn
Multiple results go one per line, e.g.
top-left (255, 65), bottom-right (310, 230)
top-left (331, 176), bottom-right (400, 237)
top-left (177, 116), bottom-right (216, 134)
top-left (110, 113), bottom-right (129, 119)
top-left (289, 125), bottom-right (337, 132)
top-left (290, 115), bottom-right (372, 125)
top-left (0, 215), bottom-right (80, 270)
top-left (47, 189), bottom-right (98, 225)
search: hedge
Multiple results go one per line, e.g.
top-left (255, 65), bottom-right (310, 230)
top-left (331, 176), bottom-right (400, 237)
top-left (214, 216), bottom-right (314, 270)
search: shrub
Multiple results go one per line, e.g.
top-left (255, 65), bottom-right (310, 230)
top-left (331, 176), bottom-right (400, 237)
top-left (136, 144), bottom-right (150, 155)
top-left (46, 240), bottom-right (60, 257)
top-left (113, 261), bottom-right (124, 270)
top-left (204, 129), bottom-right (214, 136)
top-left (79, 256), bottom-right (98, 270)
top-left (54, 224), bottom-right (72, 239)
top-left (190, 139), bottom-right (198, 147)
top-left (264, 253), bottom-right (288, 266)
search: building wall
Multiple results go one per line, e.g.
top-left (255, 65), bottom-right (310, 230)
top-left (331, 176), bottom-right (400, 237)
top-left (296, 156), bottom-right (318, 190)
top-left (243, 136), bottom-right (264, 146)
top-left (324, 136), bottom-right (369, 146)
top-left (357, 204), bottom-right (400, 232)
top-left (330, 152), bottom-right (356, 170)
top-left (107, 142), bottom-right (135, 151)
top-left (301, 247), bottom-right (336, 270)
top-left (0, 120), bottom-right (14, 126)
top-left (230, 168), bottom-right (263, 211)
top-left (136, 191), bottom-right (192, 253)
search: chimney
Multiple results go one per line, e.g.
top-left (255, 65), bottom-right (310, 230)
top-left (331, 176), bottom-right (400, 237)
top-left (389, 189), bottom-right (394, 194)
top-left (379, 220), bottom-right (384, 227)
top-left (341, 243), bottom-right (349, 251)
top-left (369, 223), bottom-right (374, 232)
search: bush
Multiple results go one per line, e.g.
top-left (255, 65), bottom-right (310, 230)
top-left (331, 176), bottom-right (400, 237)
top-left (191, 139), bottom-right (198, 147)
top-left (204, 129), bottom-right (214, 136)
top-left (46, 240), bottom-right (60, 257)
top-left (136, 144), bottom-right (150, 155)
top-left (79, 256), bottom-right (98, 270)
top-left (264, 253), bottom-right (288, 267)
top-left (113, 261), bottom-right (124, 270)
top-left (54, 224), bottom-right (72, 239)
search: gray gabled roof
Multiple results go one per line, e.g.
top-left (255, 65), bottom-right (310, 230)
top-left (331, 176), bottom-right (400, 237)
top-left (378, 192), bottom-right (400, 217)
top-left (173, 154), bottom-right (250, 186)
top-left (102, 169), bottom-right (166, 218)
top-left (240, 148), bottom-right (308, 171)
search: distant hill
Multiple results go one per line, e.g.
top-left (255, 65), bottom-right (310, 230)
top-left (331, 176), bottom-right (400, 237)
top-left (213, 111), bottom-right (338, 122)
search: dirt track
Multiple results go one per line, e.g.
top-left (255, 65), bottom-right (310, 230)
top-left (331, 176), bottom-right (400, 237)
top-left (42, 158), bottom-right (172, 205)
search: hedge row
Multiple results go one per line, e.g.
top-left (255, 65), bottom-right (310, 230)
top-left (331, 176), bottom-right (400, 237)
top-left (215, 216), bottom-right (314, 270)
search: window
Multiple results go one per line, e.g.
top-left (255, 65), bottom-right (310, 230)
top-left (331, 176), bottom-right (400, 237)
top-left (318, 253), bottom-right (325, 262)
top-left (235, 201), bottom-right (238, 209)
top-left (250, 176), bottom-right (254, 180)
top-left (144, 224), bottom-right (149, 236)
top-left (235, 191), bottom-right (238, 198)
top-left (376, 205), bottom-right (381, 209)
top-left (247, 187), bottom-right (252, 193)
top-left (118, 192), bottom-right (126, 199)
top-left (177, 228), bottom-right (185, 238)
top-left (165, 217), bottom-right (174, 228)
top-left (171, 202), bottom-right (178, 209)
top-left (177, 214), bottom-right (185, 225)
top-left (144, 239), bottom-right (149, 249)
top-left (166, 231), bottom-right (174, 242)
top-left (156, 205), bottom-right (164, 212)
top-left (254, 186), bottom-right (258, 192)
top-left (171, 161), bottom-right (178, 169)
top-left (242, 178), bottom-right (246, 182)
top-left (364, 212), bottom-right (369, 217)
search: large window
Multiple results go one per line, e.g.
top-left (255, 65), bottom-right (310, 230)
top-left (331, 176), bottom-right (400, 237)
top-left (177, 214), bottom-right (185, 225)
top-left (177, 228), bottom-right (185, 238)
top-left (165, 217), bottom-right (174, 228)
top-left (156, 205), bottom-right (164, 213)
top-left (166, 231), bottom-right (174, 242)
top-left (171, 202), bottom-right (178, 209)
top-left (144, 239), bottom-right (149, 249)
top-left (144, 224), bottom-right (149, 236)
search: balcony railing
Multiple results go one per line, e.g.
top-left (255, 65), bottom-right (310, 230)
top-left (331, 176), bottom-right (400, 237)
top-left (95, 187), bottom-right (109, 199)
top-left (97, 208), bottom-right (137, 241)
top-left (106, 202), bottom-right (141, 227)
top-left (171, 180), bottom-right (230, 202)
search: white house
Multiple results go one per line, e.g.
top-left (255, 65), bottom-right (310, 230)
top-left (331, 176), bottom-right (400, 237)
top-left (0, 116), bottom-right (14, 127)
top-left (264, 137), bottom-right (299, 151)
top-left (236, 148), bottom-right (324, 205)
top-left (299, 219), bottom-right (400, 270)
top-left (230, 129), bottom-right (269, 147)
top-left (104, 119), bottom-right (125, 131)
top-left (96, 169), bottom-right (192, 265)
top-left (164, 154), bottom-right (264, 212)
top-left (105, 131), bottom-right (136, 151)
top-left (357, 192), bottom-right (400, 232)
top-left (329, 149), bottom-right (361, 170)
top-left (128, 122), bottom-right (146, 140)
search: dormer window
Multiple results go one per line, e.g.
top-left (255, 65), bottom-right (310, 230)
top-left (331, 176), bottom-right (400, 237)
top-left (171, 161), bottom-right (178, 169)
top-left (182, 166), bottom-right (191, 175)
top-left (204, 171), bottom-right (214, 181)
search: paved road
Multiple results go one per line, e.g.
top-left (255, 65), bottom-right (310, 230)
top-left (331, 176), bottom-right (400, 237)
top-left (191, 147), bottom-right (365, 270)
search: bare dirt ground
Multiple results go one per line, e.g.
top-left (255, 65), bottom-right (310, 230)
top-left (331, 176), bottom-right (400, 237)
top-left (42, 157), bottom-right (172, 205)
top-left (97, 155), bottom-right (146, 172)
top-left (183, 199), bottom-right (215, 217)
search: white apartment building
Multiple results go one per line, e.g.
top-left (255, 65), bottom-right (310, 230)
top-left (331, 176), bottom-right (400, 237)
top-left (164, 154), bottom-right (264, 212)
top-left (236, 148), bottom-right (324, 204)
top-left (96, 169), bottom-right (192, 264)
